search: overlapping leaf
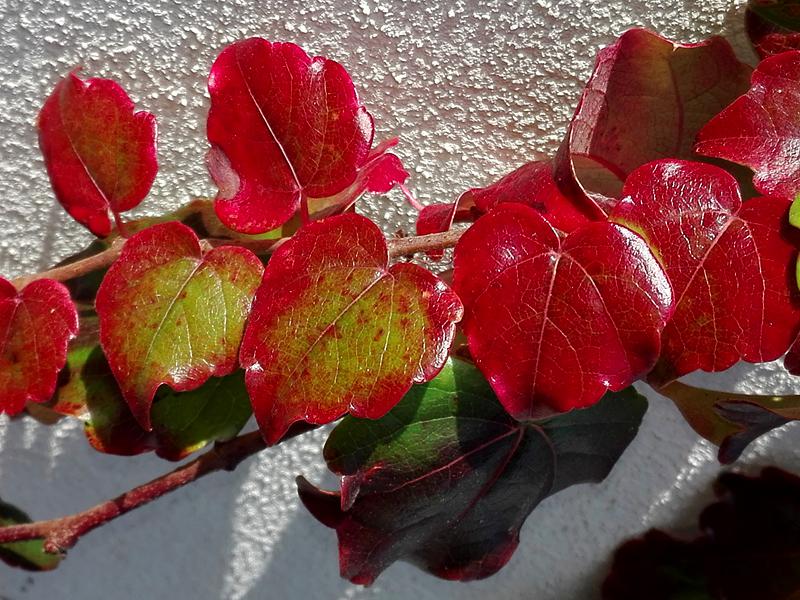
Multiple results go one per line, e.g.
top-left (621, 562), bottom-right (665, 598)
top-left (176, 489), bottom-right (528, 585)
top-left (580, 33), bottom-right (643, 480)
top-left (207, 38), bottom-right (403, 234)
top-left (603, 468), bottom-right (800, 600)
top-left (298, 358), bottom-right (647, 585)
top-left (556, 28), bottom-right (751, 209)
top-left (0, 499), bottom-right (61, 571)
top-left (696, 50), bottom-right (800, 201)
top-left (746, 0), bottom-right (800, 58)
top-left (452, 202), bottom-right (673, 419)
top-left (95, 222), bottom-right (263, 430)
top-left (239, 213), bottom-right (463, 445)
top-left (611, 160), bottom-right (800, 386)
top-left (38, 71), bottom-right (157, 237)
top-left (0, 277), bottom-right (78, 415)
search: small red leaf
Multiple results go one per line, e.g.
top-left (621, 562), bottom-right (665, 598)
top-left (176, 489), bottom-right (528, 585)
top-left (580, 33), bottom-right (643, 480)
top-left (611, 160), bottom-right (800, 385)
top-left (556, 29), bottom-right (751, 210)
top-left (0, 277), bottom-right (78, 415)
top-left (696, 50), bottom-right (800, 201)
top-left (96, 222), bottom-right (263, 429)
top-left (239, 213), bottom-right (463, 445)
top-left (415, 195), bottom-right (476, 260)
top-left (207, 38), bottom-right (375, 234)
top-left (38, 71), bottom-right (158, 237)
top-left (453, 203), bottom-right (673, 419)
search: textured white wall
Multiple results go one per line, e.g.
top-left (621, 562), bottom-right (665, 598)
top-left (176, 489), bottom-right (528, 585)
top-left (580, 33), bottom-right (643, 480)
top-left (0, 0), bottom-right (798, 598)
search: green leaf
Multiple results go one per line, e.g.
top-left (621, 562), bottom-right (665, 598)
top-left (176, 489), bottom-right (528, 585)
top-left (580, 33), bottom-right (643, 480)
top-left (0, 499), bottom-right (61, 571)
top-left (298, 358), bottom-right (647, 584)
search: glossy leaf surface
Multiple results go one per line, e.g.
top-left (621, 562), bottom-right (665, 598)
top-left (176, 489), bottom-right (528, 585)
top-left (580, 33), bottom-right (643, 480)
top-left (0, 277), bottom-right (78, 415)
top-left (0, 499), bottom-right (61, 571)
top-left (452, 203), bottom-right (672, 419)
top-left (557, 28), bottom-right (750, 208)
top-left (207, 38), bottom-right (375, 234)
top-left (38, 71), bottom-right (157, 237)
top-left (603, 468), bottom-right (800, 600)
top-left (239, 213), bottom-right (463, 445)
top-left (746, 0), bottom-right (800, 58)
top-left (696, 50), bottom-right (800, 201)
top-left (611, 160), bottom-right (800, 385)
top-left (298, 359), bottom-right (647, 585)
top-left (96, 222), bottom-right (263, 430)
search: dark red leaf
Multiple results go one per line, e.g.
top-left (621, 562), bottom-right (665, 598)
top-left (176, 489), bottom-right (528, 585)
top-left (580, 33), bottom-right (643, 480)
top-left (556, 29), bottom-right (751, 210)
top-left (95, 222), bottom-right (263, 429)
top-left (207, 38), bottom-right (387, 234)
top-left (452, 202), bottom-right (673, 419)
top-left (696, 50), bottom-right (800, 201)
top-left (746, 0), bottom-right (800, 59)
top-left (38, 71), bottom-right (158, 237)
top-left (0, 277), bottom-right (78, 415)
top-left (239, 212), bottom-right (463, 445)
top-left (611, 160), bottom-right (800, 385)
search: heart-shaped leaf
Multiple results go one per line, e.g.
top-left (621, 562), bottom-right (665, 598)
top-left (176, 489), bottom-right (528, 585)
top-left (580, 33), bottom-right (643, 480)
top-left (746, 0), bottom-right (800, 58)
top-left (659, 381), bottom-right (800, 464)
top-left (38, 71), bottom-right (158, 237)
top-left (207, 38), bottom-right (389, 234)
top-left (696, 50), bottom-right (800, 201)
top-left (610, 160), bottom-right (800, 386)
top-left (95, 222), bottom-right (263, 430)
top-left (603, 468), bottom-right (800, 600)
top-left (556, 28), bottom-right (751, 208)
top-left (0, 499), bottom-right (61, 571)
top-left (298, 358), bottom-right (647, 585)
top-left (239, 212), bottom-right (463, 445)
top-left (0, 277), bottom-right (78, 415)
top-left (452, 202), bottom-right (672, 419)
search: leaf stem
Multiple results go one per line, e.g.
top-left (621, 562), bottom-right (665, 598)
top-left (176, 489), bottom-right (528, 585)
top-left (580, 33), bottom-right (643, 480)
top-left (398, 183), bottom-right (425, 212)
top-left (11, 229), bottom-right (465, 289)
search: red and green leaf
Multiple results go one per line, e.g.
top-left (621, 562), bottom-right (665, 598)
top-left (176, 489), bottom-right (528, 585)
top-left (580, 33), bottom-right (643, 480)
top-left (38, 71), bottom-right (158, 237)
top-left (696, 50), bottom-right (800, 201)
top-left (0, 277), bottom-right (78, 415)
top-left (610, 160), bottom-right (800, 386)
top-left (239, 213), bottom-right (463, 445)
top-left (207, 38), bottom-right (403, 234)
top-left (452, 202), bottom-right (673, 420)
top-left (746, 0), bottom-right (800, 58)
top-left (0, 499), bottom-right (61, 571)
top-left (298, 358), bottom-right (647, 585)
top-left (556, 28), bottom-right (751, 209)
top-left (95, 222), bottom-right (263, 430)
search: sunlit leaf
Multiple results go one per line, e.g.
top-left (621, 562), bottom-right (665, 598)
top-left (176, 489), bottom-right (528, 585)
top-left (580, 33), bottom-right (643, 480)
top-left (0, 499), bottom-right (61, 571)
top-left (298, 358), bottom-right (647, 585)
top-left (239, 212), bottom-right (463, 445)
top-left (95, 222), bottom-right (263, 430)
top-left (38, 71), bottom-right (157, 237)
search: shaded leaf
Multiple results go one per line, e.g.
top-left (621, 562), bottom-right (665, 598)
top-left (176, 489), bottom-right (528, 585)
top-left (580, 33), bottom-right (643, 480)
top-left (746, 0), bottom-right (800, 58)
top-left (0, 499), bottom-right (61, 571)
top-left (603, 467), bottom-right (800, 600)
top-left (239, 212), bottom-right (463, 445)
top-left (207, 38), bottom-right (399, 234)
top-left (610, 160), bottom-right (800, 386)
top-left (298, 358), bottom-right (647, 585)
top-left (660, 381), bottom-right (800, 464)
top-left (0, 277), bottom-right (78, 415)
top-left (696, 50), bottom-right (800, 201)
top-left (452, 202), bottom-right (672, 419)
top-left (38, 71), bottom-right (157, 237)
top-left (96, 222), bottom-right (263, 430)
top-left (556, 29), bottom-right (751, 209)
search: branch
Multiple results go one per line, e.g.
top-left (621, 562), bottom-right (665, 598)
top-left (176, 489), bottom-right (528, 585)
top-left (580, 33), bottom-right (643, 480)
top-left (11, 228), bottom-right (464, 289)
top-left (0, 426), bottom-right (311, 553)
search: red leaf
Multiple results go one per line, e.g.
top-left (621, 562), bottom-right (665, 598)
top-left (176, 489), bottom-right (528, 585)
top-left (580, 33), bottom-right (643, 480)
top-left (415, 195), bottom-right (476, 260)
top-left (746, 0), bottom-right (800, 59)
top-left (207, 38), bottom-right (376, 234)
top-left (0, 277), bottom-right (78, 415)
top-left (452, 203), bottom-right (673, 419)
top-left (611, 160), bottom-right (800, 385)
top-left (556, 29), bottom-right (751, 211)
top-left (696, 50), bottom-right (800, 201)
top-left (239, 213), bottom-right (463, 444)
top-left (96, 222), bottom-right (263, 429)
top-left (38, 71), bottom-right (158, 237)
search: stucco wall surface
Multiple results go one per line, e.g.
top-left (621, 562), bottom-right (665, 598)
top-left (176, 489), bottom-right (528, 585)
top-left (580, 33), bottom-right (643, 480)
top-left (0, 0), bottom-right (798, 598)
